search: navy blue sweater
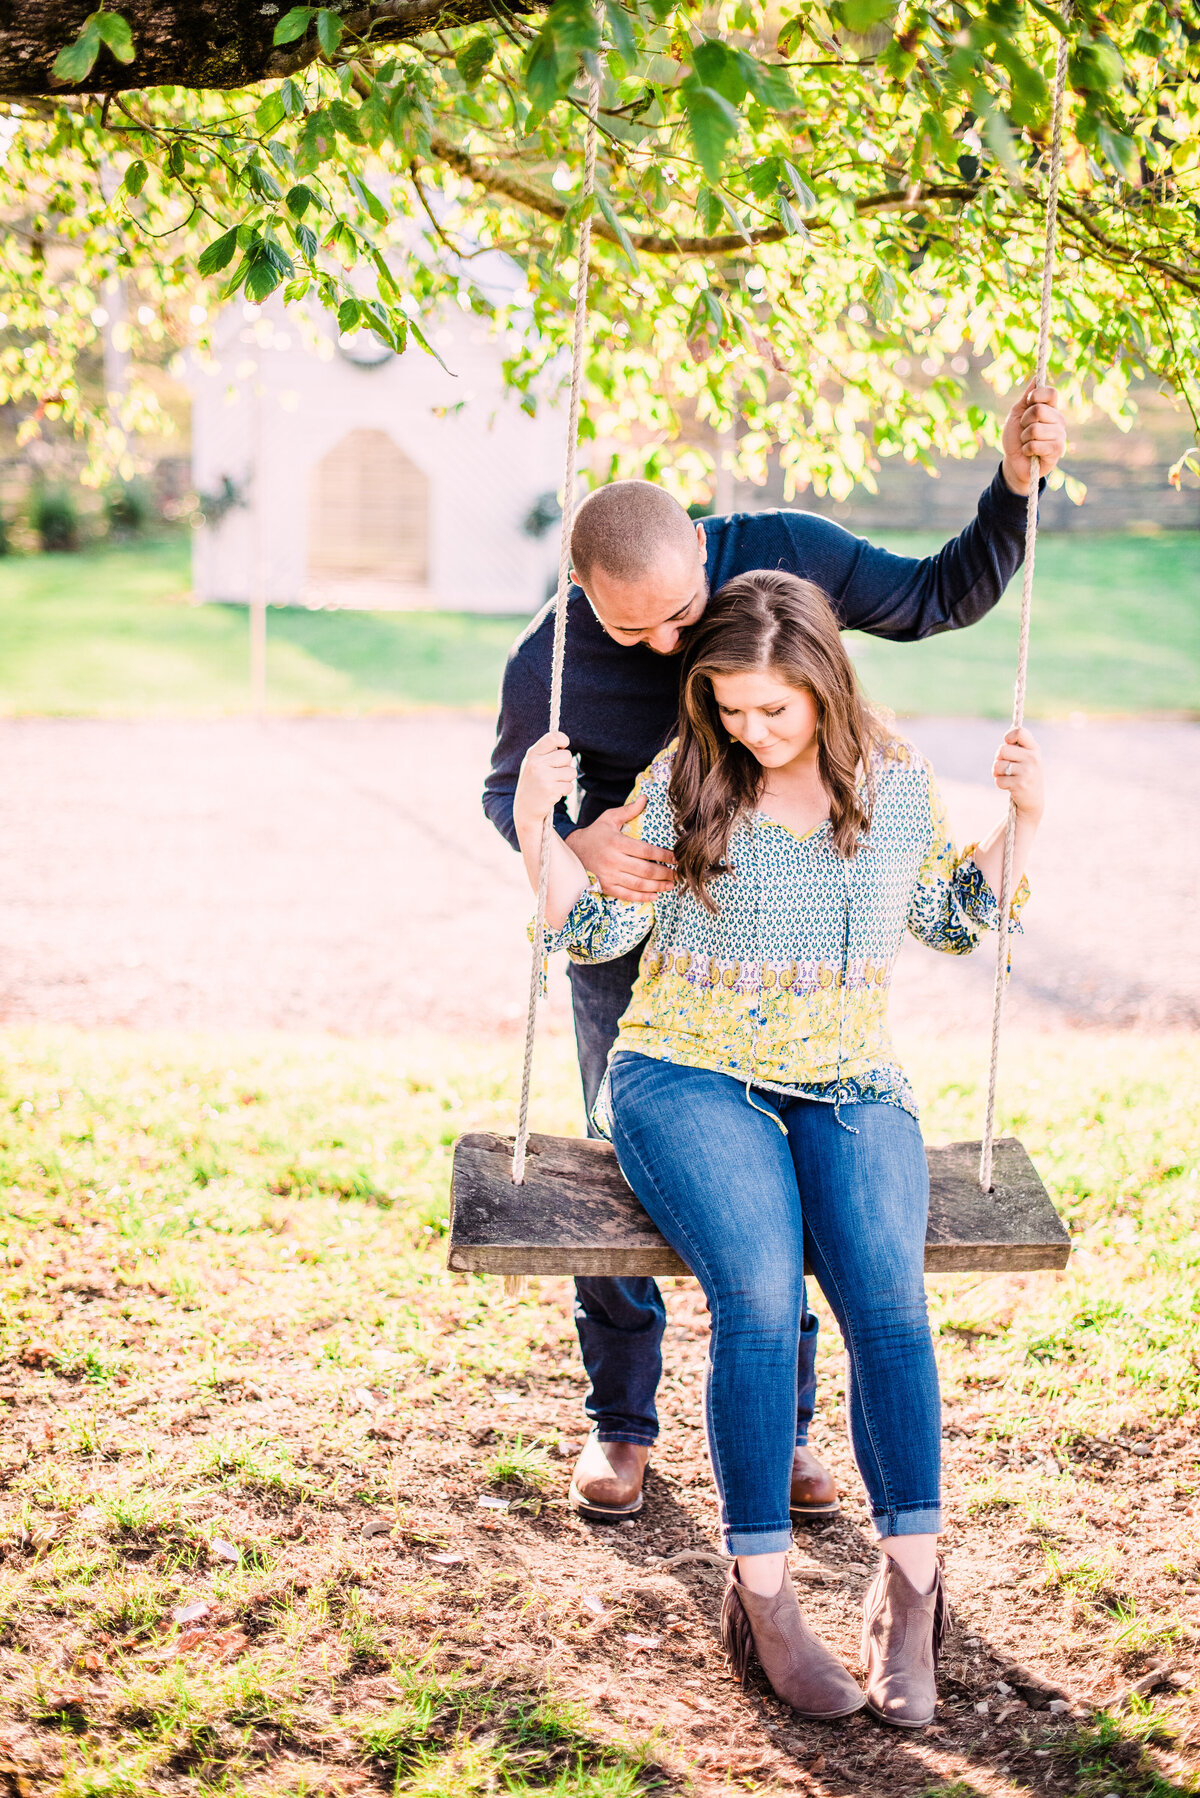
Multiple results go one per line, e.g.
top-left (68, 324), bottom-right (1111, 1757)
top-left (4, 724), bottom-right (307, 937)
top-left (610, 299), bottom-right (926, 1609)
top-left (484, 466), bottom-right (1031, 851)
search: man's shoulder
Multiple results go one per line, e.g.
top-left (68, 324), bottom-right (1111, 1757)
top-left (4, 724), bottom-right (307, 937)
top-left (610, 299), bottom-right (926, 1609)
top-left (505, 588), bottom-right (601, 677)
top-left (704, 507), bottom-right (860, 586)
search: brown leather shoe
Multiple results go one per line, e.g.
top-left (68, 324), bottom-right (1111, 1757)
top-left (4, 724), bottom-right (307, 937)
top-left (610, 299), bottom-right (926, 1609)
top-left (862, 1554), bottom-right (948, 1728)
top-left (789, 1445), bottom-right (840, 1518)
top-left (722, 1565), bottom-right (865, 1719)
top-left (568, 1432), bottom-right (649, 1520)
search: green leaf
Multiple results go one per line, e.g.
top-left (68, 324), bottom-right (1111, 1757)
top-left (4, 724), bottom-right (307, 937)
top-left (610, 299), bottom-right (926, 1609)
top-left (255, 89), bottom-right (287, 135)
top-left (337, 296), bottom-right (363, 332)
top-left (1026, 0), bottom-right (1071, 36)
top-left (775, 14), bottom-right (807, 57)
top-left (693, 39), bottom-right (747, 106)
top-left (326, 99), bottom-right (364, 142)
top-left (604, 0), bottom-right (637, 64)
top-left (404, 306), bottom-right (450, 372)
top-left (315, 8), bottom-right (343, 57)
top-left (239, 235), bottom-right (294, 303)
top-left (123, 159), bottom-right (148, 197)
top-left (371, 247), bottom-right (400, 297)
top-left (165, 140), bottom-right (186, 178)
top-left (719, 194), bottom-right (752, 243)
top-left (781, 159), bottom-right (815, 212)
top-left (197, 227), bottom-right (239, 277)
top-left (863, 262), bottom-right (896, 322)
top-left (746, 158), bottom-right (780, 202)
top-left (286, 182), bottom-right (316, 217)
top-left (291, 220), bottom-right (319, 259)
top-left (1068, 34), bottom-right (1125, 94)
top-left (455, 34), bottom-right (494, 87)
top-left (280, 78), bottom-right (306, 115)
top-left (680, 76), bottom-right (741, 185)
top-left (94, 11), bottom-right (135, 62)
top-left (735, 49), bottom-right (794, 111)
top-left (273, 6), bottom-right (314, 46)
top-left (244, 160), bottom-right (282, 200)
top-left (348, 171), bottom-right (388, 225)
top-left (696, 185), bottom-right (725, 232)
top-left (833, 0), bottom-right (896, 32)
top-left (980, 101), bottom-right (1022, 184)
top-left (523, 26), bottom-right (569, 111)
top-left (297, 109), bottom-right (335, 171)
top-left (52, 19), bottom-right (101, 84)
top-left (549, 0), bottom-right (603, 54)
top-left (595, 186), bottom-right (639, 269)
top-left (1097, 123), bottom-right (1140, 181)
top-left (776, 192), bottom-right (805, 236)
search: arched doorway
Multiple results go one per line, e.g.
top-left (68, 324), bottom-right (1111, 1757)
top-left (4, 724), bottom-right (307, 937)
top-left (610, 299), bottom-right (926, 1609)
top-left (307, 428), bottom-right (429, 591)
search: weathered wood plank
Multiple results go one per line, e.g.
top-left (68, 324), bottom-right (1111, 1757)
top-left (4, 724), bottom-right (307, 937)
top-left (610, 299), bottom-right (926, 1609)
top-left (448, 1131), bottom-right (1070, 1277)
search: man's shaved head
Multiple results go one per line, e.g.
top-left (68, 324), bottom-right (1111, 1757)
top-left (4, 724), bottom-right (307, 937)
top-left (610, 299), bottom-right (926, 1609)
top-left (570, 480), bottom-right (698, 587)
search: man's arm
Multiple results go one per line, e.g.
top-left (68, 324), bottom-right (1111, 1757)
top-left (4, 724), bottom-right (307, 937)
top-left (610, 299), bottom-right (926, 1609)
top-left (483, 616), bottom-right (678, 901)
top-left (817, 465), bottom-right (1032, 642)
top-left (482, 639), bottom-right (576, 851)
top-left (774, 381), bottom-right (1066, 643)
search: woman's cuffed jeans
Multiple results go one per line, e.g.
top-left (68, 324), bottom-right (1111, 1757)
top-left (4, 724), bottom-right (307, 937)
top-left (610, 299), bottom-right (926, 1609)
top-left (607, 1051), bottom-right (941, 1555)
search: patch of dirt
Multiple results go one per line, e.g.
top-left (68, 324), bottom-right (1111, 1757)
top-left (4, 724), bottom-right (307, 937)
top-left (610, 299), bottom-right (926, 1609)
top-left (0, 715), bottom-right (1196, 1039)
top-left (0, 1272), bottom-right (1196, 1797)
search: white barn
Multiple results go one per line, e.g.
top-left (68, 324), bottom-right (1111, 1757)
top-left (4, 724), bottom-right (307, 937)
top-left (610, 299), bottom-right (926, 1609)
top-left (189, 294), bottom-right (565, 613)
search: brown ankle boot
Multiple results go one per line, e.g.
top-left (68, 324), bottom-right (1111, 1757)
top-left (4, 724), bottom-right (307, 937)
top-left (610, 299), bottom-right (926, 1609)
top-left (721, 1566), bottom-right (865, 1719)
top-left (862, 1555), bottom-right (948, 1729)
top-left (789, 1446), bottom-right (840, 1518)
top-left (568, 1433), bottom-right (649, 1520)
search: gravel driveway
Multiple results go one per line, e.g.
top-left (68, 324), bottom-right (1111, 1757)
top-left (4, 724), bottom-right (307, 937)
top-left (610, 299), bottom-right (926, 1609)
top-left (0, 714), bottom-right (1195, 1042)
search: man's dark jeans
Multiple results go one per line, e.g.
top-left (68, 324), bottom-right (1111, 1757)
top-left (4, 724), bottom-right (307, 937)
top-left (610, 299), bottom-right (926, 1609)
top-left (568, 953), bottom-right (820, 1448)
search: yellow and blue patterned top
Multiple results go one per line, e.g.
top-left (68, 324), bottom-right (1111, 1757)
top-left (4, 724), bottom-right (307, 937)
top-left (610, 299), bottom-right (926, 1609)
top-left (546, 733), bottom-right (1027, 1130)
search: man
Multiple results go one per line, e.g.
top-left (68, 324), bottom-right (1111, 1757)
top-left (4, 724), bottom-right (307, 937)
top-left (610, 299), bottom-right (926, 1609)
top-left (483, 382), bottom-right (1066, 1524)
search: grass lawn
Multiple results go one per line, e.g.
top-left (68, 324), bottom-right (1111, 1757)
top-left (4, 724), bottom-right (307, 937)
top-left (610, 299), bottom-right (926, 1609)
top-left (0, 1024), bottom-right (1197, 1796)
top-left (0, 530), bottom-right (1196, 718)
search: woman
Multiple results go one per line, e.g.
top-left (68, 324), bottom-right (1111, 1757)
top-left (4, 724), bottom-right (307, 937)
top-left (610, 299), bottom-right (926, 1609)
top-left (513, 571), bottom-right (1043, 1728)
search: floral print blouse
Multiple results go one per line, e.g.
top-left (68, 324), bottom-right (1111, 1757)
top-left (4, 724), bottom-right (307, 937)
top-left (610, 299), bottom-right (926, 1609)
top-left (545, 732), bottom-right (1027, 1132)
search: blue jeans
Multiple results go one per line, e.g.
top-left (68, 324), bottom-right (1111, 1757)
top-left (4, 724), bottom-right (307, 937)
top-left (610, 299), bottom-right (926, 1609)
top-left (607, 1052), bottom-right (941, 1552)
top-left (568, 956), bottom-right (819, 1447)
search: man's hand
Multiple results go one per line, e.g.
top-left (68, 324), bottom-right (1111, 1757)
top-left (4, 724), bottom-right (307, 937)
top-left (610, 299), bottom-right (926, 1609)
top-left (566, 797), bottom-right (677, 902)
top-left (1001, 381), bottom-right (1067, 495)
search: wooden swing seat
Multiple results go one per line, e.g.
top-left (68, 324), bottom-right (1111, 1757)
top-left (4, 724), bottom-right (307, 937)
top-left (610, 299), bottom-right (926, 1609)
top-left (448, 1131), bottom-right (1070, 1277)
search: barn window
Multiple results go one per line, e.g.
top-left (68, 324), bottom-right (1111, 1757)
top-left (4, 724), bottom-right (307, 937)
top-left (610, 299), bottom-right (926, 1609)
top-left (307, 428), bottom-right (429, 584)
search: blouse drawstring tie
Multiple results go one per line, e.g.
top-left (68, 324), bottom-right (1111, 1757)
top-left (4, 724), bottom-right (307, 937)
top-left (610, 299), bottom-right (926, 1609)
top-left (832, 852), bottom-right (860, 1135)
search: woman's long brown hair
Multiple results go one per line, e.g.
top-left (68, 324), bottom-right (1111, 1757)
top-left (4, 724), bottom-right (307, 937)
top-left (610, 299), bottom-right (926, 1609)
top-left (670, 571), bottom-right (877, 910)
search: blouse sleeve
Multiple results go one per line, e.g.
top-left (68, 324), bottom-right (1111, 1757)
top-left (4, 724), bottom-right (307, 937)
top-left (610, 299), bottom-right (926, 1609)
top-left (906, 774), bottom-right (1029, 956)
top-left (536, 752), bottom-right (674, 965)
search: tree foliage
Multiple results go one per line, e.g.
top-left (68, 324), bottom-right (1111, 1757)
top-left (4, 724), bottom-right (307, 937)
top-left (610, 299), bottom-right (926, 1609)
top-left (1, 0), bottom-right (1197, 495)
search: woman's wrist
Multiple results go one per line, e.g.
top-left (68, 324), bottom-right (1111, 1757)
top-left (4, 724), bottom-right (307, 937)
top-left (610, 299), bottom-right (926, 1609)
top-left (514, 802), bottom-right (553, 846)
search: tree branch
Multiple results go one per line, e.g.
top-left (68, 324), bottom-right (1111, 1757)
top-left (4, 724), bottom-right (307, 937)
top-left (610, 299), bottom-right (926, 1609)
top-left (0, 0), bottom-right (547, 98)
top-left (426, 131), bottom-right (981, 254)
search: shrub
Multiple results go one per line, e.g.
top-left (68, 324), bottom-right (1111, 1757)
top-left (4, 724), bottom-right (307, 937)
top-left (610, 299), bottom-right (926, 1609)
top-left (104, 478), bottom-right (153, 535)
top-left (28, 482), bottom-right (80, 552)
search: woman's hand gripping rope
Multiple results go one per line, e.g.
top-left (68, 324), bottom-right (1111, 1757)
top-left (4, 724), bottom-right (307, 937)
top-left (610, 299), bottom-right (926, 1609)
top-left (513, 732), bottom-right (591, 934)
top-left (991, 725), bottom-right (1044, 823)
top-left (515, 730), bottom-right (577, 834)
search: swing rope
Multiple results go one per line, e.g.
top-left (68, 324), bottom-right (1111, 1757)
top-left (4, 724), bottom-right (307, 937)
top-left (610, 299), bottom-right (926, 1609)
top-left (506, 35), bottom-right (1070, 1205)
top-left (512, 62), bottom-right (604, 1191)
top-left (980, 21), bottom-right (1071, 1194)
